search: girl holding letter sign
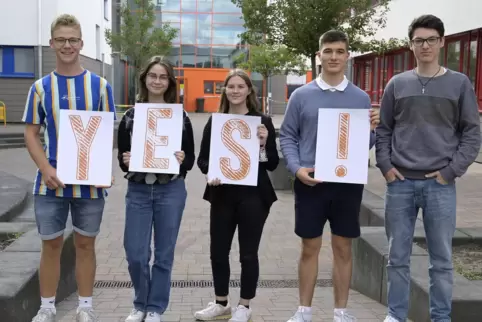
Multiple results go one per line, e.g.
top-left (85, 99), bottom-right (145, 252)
top-left (117, 57), bottom-right (195, 322)
top-left (194, 69), bottom-right (279, 322)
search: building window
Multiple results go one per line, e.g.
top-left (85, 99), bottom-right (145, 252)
top-left (447, 41), bottom-right (461, 72)
top-left (212, 24), bottom-right (245, 45)
top-left (212, 0), bottom-right (240, 13)
top-left (198, 0), bottom-right (212, 12)
top-left (212, 13), bottom-right (243, 24)
top-left (181, 14), bottom-right (197, 44)
top-left (0, 46), bottom-right (35, 78)
top-left (158, 12), bottom-right (180, 23)
top-left (104, 0), bottom-right (109, 20)
top-left (469, 40), bottom-right (477, 86)
top-left (197, 14), bottom-right (212, 44)
top-left (204, 81), bottom-right (223, 94)
top-left (181, 0), bottom-right (196, 12)
top-left (153, 0), bottom-right (180, 11)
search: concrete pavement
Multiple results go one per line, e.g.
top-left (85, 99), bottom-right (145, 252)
top-left (0, 113), bottom-right (396, 321)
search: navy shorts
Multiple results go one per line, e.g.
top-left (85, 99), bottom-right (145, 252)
top-left (294, 179), bottom-right (364, 239)
top-left (34, 195), bottom-right (105, 240)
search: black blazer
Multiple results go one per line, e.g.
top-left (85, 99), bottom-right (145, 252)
top-left (197, 110), bottom-right (279, 211)
top-left (117, 107), bottom-right (195, 180)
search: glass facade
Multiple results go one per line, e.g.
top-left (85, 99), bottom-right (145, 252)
top-left (120, 0), bottom-right (251, 107)
top-left (151, 0), bottom-right (248, 68)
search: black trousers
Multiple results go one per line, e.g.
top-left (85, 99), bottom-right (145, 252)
top-left (209, 188), bottom-right (269, 300)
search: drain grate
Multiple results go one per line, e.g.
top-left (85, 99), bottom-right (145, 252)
top-left (94, 279), bottom-right (332, 289)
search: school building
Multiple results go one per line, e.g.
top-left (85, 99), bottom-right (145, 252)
top-left (0, 0), bottom-right (113, 122)
top-left (352, 0), bottom-right (482, 112)
top-left (113, 0), bottom-right (316, 114)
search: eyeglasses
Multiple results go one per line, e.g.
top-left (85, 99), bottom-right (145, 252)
top-left (411, 37), bottom-right (440, 47)
top-left (53, 37), bottom-right (82, 47)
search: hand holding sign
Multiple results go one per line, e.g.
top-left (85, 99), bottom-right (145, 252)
top-left (40, 165), bottom-right (65, 190)
top-left (174, 151), bottom-right (185, 164)
top-left (257, 124), bottom-right (268, 146)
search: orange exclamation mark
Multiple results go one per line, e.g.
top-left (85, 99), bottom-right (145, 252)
top-left (335, 113), bottom-right (349, 177)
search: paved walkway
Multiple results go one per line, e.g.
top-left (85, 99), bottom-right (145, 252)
top-left (0, 113), bottom-right (393, 321)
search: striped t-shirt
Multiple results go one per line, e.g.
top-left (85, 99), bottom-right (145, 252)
top-left (22, 70), bottom-right (116, 198)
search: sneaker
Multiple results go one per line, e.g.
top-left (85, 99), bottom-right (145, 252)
top-left (287, 310), bottom-right (312, 322)
top-left (383, 316), bottom-right (399, 322)
top-left (76, 307), bottom-right (99, 322)
top-left (194, 302), bottom-right (232, 320)
top-left (229, 305), bottom-right (252, 322)
top-left (125, 309), bottom-right (146, 322)
top-left (145, 312), bottom-right (162, 322)
top-left (32, 308), bottom-right (56, 322)
top-left (334, 310), bottom-right (357, 322)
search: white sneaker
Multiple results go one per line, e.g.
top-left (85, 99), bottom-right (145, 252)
top-left (76, 307), bottom-right (99, 322)
top-left (287, 310), bottom-right (312, 322)
top-left (145, 312), bottom-right (162, 322)
top-left (32, 308), bottom-right (56, 322)
top-left (334, 310), bottom-right (357, 322)
top-left (125, 309), bottom-right (146, 322)
top-left (229, 305), bottom-right (252, 322)
top-left (383, 316), bottom-right (399, 322)
top-left (194, 302), bottom-right (232, 320)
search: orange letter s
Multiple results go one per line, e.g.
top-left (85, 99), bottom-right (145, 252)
top-left (220, 119), bottom-right (251, 181)
top-left (143, 108), bottom-right (172, 169)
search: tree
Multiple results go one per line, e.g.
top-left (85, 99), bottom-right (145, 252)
top-left (232, 0), bottom-right (407, 76)
top-left (105, 0), bottom-right (178, 91)
top-left (235, 44), bottom-right (307, 113)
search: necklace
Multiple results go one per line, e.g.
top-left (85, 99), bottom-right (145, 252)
top-left (414, 66), bottom-right (442, 94)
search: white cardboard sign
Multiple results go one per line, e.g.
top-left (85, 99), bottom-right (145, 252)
top-left (208, 113), bottom-right (261, 186)
top-left (57, 109), bottom-right (114, 186)
top-left (314, 108), bottom-right (370, 184)
top-left (129, 103), bottom-right (184, 174)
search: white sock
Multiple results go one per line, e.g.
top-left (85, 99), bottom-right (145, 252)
top-left (78, 296), bottom-right (93, 308)
top-left (40, 296), bottom-right (56, 311)
top-left (334, 308), bottom-right (347, 315)
top-left (298, 306), bottom-right (312, 314)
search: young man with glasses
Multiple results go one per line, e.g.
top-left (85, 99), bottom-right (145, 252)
top-left (23, 14), bottom-right (116, 322)
top-left (376, 14), bottom-right (481, 322)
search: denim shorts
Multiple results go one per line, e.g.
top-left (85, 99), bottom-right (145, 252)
top-left (34, 195), bottom-right (105, 240)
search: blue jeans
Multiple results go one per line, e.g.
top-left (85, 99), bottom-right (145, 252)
top-left (385, 178), bottom-right (456, 322)
top-left (123, 178), bottom-right (187, 314)
top-left (34, 195), bottom-right (105, 240)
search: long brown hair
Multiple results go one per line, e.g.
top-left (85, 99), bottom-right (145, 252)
top-left (218, 69), bottom-right (260, 113)
top-left (137, 56), bottom-right (177, 103)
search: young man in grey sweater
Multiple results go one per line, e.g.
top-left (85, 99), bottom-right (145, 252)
top-left (376, 15), bottom-right (481, 322)
top-left (280, 30), bottom-right (379, 322)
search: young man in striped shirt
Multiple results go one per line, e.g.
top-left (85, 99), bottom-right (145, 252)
top-left (23, 14), bottom-right (116, 322)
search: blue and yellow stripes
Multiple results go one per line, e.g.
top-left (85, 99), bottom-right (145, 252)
top-left (23, 70), bottom-right (116, 199)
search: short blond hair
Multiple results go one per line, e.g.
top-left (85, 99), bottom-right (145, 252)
top-left (50, 14), bottom-right (82, 37)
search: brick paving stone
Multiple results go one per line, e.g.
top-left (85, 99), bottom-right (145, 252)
top-left (0, 114), bottom-right (440, 322)
top-left (55, 287), bottom-right (393, 322)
